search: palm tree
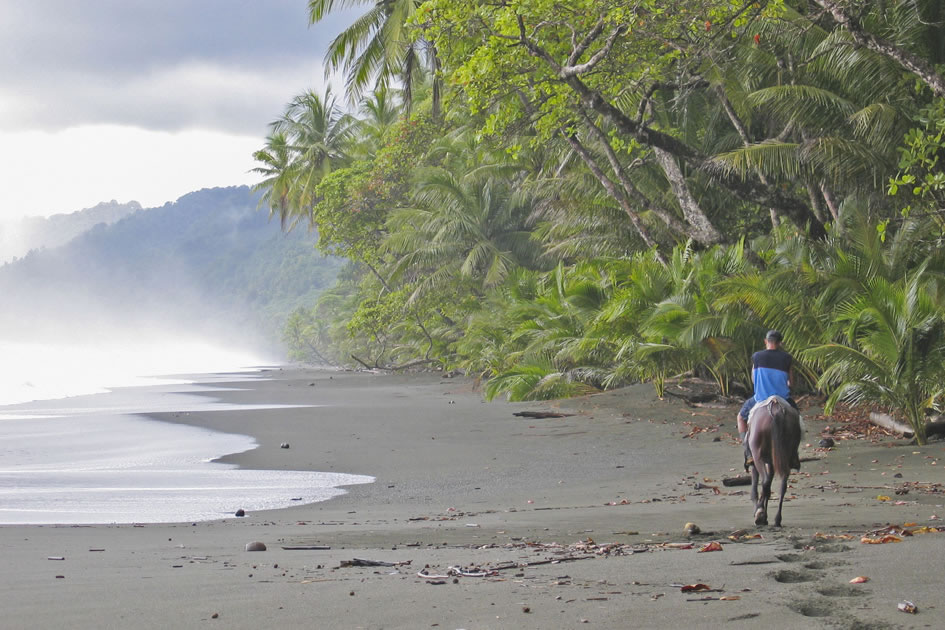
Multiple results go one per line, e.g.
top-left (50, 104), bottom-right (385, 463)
top-left (709, 4), bottom-right (921, 233)
top-left (349, 87), bottom-right (403, 159)
top-left (253, 89), bottom-right (354, 230)
top-left (806, 262), bottom-right (945, 445)
top-left (383, 142), bottom-right (537, 297)
top-left (307, 0), bottom-right (440, 116)
top-left (482, 262), bottom-right (614, 401)
top-left (250, 132), bottom-right (297, 222)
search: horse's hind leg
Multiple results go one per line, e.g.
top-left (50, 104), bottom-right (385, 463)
top-left (755, 463), bottom-right (772, 526)
top-left (750, 464), bottom-right (759, 504)
top-left (750, 460), bottom-right (767, 525)
top-left (774, 474), bottom-right (788, 527)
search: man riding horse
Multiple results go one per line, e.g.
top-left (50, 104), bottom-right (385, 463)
top-left (737, 330), bottom-right (799, 469)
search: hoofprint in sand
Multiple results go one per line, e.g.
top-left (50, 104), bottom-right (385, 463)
top-left (0, 368), bottom-right (941, 629)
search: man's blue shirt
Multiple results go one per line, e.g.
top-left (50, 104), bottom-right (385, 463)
top-left (752, 348), bottom-right (792, 401)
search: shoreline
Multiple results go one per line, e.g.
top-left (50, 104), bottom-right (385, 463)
top-left (2, 367), bottom-right (943, 628)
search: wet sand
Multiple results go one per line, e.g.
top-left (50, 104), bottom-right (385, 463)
top-left (1, 368), bottom-right (943, 629)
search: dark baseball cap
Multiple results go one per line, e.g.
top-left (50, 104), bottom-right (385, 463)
top-left (765, 330), bottom-right (783, 342)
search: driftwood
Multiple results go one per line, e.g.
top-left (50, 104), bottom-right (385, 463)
top-left (513, 411), bottom-right (576, 419)
top-left (281, 545), bottom-right (331, 550)
top-left (490, 555), bottom-right (595, 572)
top-left (722, 476), bottom-right (752, 487)
top-left (867, 413), bottom-right (945, 440)
top-left (869, 412), bottom-right (914, 437)
top-left (339, 558), bottom-right (411, 568)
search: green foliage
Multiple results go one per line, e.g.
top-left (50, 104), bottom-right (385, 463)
top-left (263, 1), bottom-right (945, 434)
top-left (805, 263), bottom-right (945, 445)
top-left (888, 98), bottom-right (945, 238)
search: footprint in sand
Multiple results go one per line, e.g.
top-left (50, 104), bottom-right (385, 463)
top-left (802, 558), bottom-right (847, 570)
top-left (786, 597), bottom-right (835, 618)
top-left (774, 546), bottom-right (884, 629)
top-left (771, 568), bottom-right (820, 583)
top-left (814, 584), bottom-right (866, 598)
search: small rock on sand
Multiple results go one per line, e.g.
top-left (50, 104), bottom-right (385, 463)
top-left (245, 542), bottom-right (267, 552)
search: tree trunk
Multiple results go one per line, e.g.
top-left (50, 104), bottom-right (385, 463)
top-left (652, 147), bottom-right (722, 245)
top-left (580, 116), bottom-right (692, 241)
top-left (716, 87), bottom-right (781, 229)
top-left (517, 22), bottom-right (828, 239)
top-left (561, 130), bottom-right (662, 251)
top-left (814, 0), bottom-right (945, 98)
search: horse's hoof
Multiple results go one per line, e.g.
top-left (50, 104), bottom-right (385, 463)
top-left (754, 509), bottom-right (767, 526)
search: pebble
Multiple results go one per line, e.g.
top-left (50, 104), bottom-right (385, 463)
top-left (245, 542), bottom-right (267, 552)
top-left (280, 442), bottom-right (290, 449)
top-left (235, 509), bottom-right (246, 517)
top-left (818, 437), bottom-right (836, 448)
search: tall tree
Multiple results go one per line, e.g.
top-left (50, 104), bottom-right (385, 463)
top-left (417, 0), bottom-right (829, 240)
top-left (308, 0), bottom-right (440, 116)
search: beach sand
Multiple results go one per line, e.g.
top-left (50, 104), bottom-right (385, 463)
top-left (1, 368), bottom-right (943, 629)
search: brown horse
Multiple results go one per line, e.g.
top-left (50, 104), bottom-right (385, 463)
top-left (747, 396), bottom-right (803, 527)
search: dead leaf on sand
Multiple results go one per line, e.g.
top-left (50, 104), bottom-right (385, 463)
top-left (860, 534), bottom-right (903, 544)
top-left (680, 583), bottom-right (711, 592)
top-left (698, 541), bottom-right (723, 552)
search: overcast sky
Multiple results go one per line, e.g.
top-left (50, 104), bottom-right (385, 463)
top-left (0, 0), bottom-right (357, 220)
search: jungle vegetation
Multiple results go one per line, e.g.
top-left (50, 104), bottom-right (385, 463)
top-left (254, 0), bottom-right (945, 443)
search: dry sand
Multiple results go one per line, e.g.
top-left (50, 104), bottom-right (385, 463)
top-left (2, 368), bottom-right (943, 629)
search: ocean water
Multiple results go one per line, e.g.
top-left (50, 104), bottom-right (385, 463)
top-left (0, 340), bottom-right (373, 524)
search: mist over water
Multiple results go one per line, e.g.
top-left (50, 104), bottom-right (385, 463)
top-left (0, 273), bottom-right (352, 525)
top-left (0, 336), bottom-right (274, 407)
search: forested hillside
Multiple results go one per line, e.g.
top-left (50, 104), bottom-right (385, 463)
top-left (0, 186), bottom-right (342, 351)
top-left (254, 1), bottom-right (945, 443)
top-left (0, 200), bottom-right (142, 263)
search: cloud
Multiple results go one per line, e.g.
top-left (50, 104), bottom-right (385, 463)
top-left (0, 1), bottom-right (365, 219)
top-left (0, 60), bottom-right (335, 136)
top-left (0, 0), bottom-right (358, 134)
top-left (0, 125), bottom-right (262, 217)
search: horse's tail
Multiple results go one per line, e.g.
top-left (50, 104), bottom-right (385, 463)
top-left (770, 400), bottom-right (795, 479)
